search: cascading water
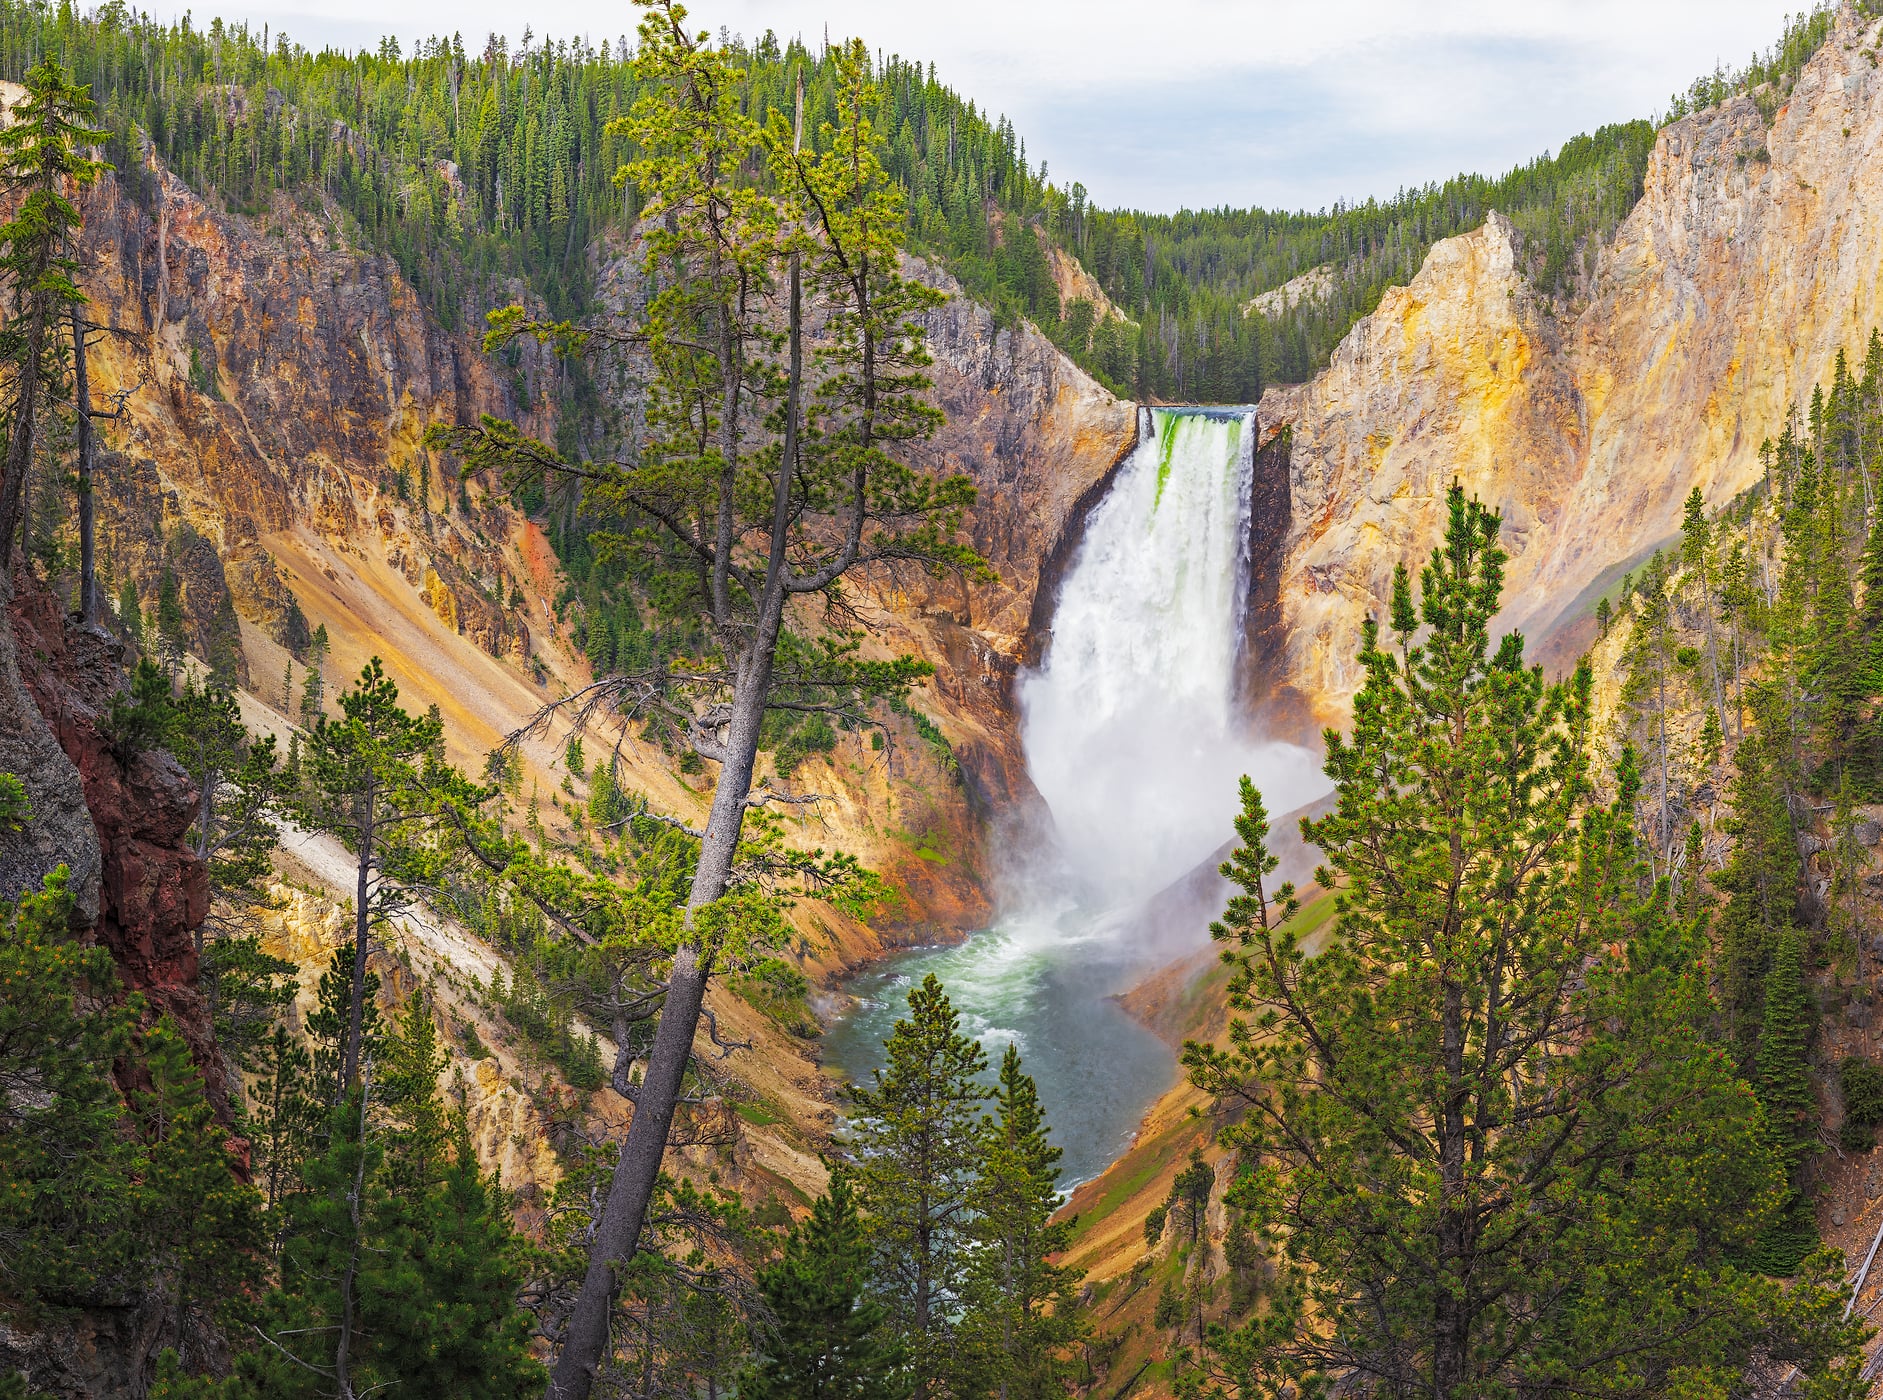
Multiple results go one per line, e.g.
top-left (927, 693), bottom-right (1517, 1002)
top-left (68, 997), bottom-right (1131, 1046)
top-left (826, 405), bottom-right (1325, 1188)
top-left (1021, 407), bottom-right (1325, 905)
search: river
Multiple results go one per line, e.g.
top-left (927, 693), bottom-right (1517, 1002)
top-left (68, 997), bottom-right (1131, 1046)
top-left (821, 904), bottom-right (1176, 1190)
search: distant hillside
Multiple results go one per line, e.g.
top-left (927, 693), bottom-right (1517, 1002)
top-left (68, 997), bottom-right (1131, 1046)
top-left (1, 0), bottom-right (1862, 410)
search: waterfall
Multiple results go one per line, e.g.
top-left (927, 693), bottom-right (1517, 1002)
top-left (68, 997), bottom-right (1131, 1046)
top-left (1019, 406), bottom-right (1324, 907)
top-left (829, 405), bottom-right (1328, 1185)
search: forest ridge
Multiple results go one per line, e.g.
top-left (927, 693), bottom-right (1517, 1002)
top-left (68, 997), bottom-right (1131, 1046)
top-left (0, 0), bottom-right (1853, 406)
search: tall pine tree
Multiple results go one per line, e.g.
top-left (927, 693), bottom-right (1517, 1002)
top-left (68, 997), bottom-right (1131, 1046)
top-left (847, 973), bottom-right (990, 1400)
top-left (743, 1172), bottom-right (908, 1400)
top-left (956, 1045), bottom-right (1081, 1400)
top-left (1182, 486), bottom-right (1864, 1396)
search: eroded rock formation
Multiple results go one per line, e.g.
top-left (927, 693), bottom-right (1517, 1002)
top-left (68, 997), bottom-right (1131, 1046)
top-left (1260, 7), bottom-right (1883, 731)
top-left (6, 575), bottom-right (221, 1112)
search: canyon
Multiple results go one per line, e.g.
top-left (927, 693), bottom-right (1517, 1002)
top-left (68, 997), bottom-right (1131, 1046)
top-left (31, 0), bottom-right (1883, 1225)
top-left (9, 5), bottom-right (1883, 1393)
top-left (1260, 6), bottom-right (1883, 732)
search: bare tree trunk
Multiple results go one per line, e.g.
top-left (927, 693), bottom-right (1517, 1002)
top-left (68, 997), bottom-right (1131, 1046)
top-left (71, 309), bottom-right (98, 624)
top-left (340, 798), bottom-right (375, 1103)
top-left (914, 1183), bottom-right (933, 1400)
top-left (0, 266), bottom-right (52, 570)
top-left (546, 220), bottom-right (806, 1400)
top-left (334, 1070), bottom-right (370, 1400)
top-left (1434, 977), bottom-right (1468, 1400)
top-left (1699, 567), bottom-right (1727, 741)
top-left (1658, 655), bottom-right (1673, 868)
top-left (545, 622), bottom-right (781, 1400)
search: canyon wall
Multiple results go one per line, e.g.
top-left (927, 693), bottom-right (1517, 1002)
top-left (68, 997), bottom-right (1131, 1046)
top-left (1260, 6), bottom-right (1883, 731)
top-left (585, 238), bottom-right (1136, 822)
top-left (69, 142), bottom-right (1132, 940)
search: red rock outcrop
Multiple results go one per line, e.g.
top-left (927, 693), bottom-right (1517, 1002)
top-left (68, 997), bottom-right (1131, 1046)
top-left (7, 577), bottom-right (222, 1116)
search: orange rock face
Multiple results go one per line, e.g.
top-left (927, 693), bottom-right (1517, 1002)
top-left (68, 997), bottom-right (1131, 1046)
top-left (1260, 8), bottom-right (1883, 732)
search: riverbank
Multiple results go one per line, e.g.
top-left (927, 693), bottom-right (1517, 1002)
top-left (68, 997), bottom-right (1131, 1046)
top-left (1060, 889), bottom-right (1336, 1396)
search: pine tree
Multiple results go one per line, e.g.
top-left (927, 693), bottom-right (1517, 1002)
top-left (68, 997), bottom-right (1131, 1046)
top-left (1182, 486), bottom-right (1863, 1395)
top-left (0, 59), bottom-right (107, 572)
top-left (133, 1018), bottom-right (264, 1330)
top-left (306, 946), bottom-right (382, 1109)
top-left (1683, 486), bottom-right (1729, 736)
top-left (956, 1045), bottom-right (1081, 1400)
top-left (250, 1023), bottom-right (321, 1219)
top-left (1751, 925), bottom-right (1823, 1276)
top-left (848, 973), bottom-right (991, 1399)
top-left (0, 866), bottom-right (143, 1312)
top-left (0, 866), bottom-right (262, 1369)
top-left (1714, 730), bottom-right (1800, 1069)
top-left (1758, 925), bottom-right (1819, 1175)
top-left (297, 658), bottom-right (470, 1102)
top-left (1164, 1148), bottom-right (1216, 1350)
top-left (155, 566), bottom-right (188, 676)
top-left (1856, 520), bottom-right (1883, 789)
top-left (247, 1039), bottom-right (541, 1400)
top-left (118, 574), bottom-right (143, 645)
top-left (743, 1173), bottom-right (909, 1400)
top-left (438, 27), bottom-right (985, 1393)
top-left (373, 997), bottom-right (451, 1193)
top-left (1622, 552), bottom-right (1680, 868)
top-left (1812, 505), bottom-right (1863, 778)
top-left (299, 622), bottom-right (330, 725)
top-left (358, 1120), bottom-right (544, 1398)
top-left (168, 680), bottom-right (287, 992)
top-left (246, 1089), bottom-right (382, 1400)
top-left (1721, 538), bottom-right (1757, 733)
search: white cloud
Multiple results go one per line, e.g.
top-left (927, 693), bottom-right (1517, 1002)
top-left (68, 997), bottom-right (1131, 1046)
top-left (181, 0), bottom-right (1803, 210)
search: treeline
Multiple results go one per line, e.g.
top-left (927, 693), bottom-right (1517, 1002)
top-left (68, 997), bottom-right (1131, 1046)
top-left (1667, 1), bottom-right (1875, 120)
top-left (0, 0), bottom-right (1857, 413)
top-left (1058, 121), bottom-right (1655, 396)
top-left (1050, 3), bottom-right (1870, 400)
top-left (0, 0), bottom-right (1053, 329)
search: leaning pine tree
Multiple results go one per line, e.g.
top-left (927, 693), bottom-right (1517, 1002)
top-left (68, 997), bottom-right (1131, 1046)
top-left (1183, 485), bottom-right (1867, 1399)
top-left (432, 8), bottom-right (983, 1396)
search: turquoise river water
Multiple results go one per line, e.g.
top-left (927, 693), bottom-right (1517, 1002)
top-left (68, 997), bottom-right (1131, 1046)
top-left (823, 407), bottom-right (1326, 1187)
top-left (821, 905), bottom-right (1176, 1190)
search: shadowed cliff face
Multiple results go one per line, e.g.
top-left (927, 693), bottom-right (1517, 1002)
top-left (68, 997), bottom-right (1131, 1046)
top-left (873, 259), bottom-right (1137, 813)
top-left (585, 241), bottom-right (1139, 826)
top-left (63, 139), bottom-right (1138, 947)
top-left (1260, 7), bottom-right (1883, 732)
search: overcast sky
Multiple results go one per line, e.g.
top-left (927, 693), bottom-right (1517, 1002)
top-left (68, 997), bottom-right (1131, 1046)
top-left (198, 0), bottom-right (1800, 212)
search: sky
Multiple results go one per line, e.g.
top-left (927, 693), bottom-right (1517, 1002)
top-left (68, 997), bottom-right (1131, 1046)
top-left (195, 0), bottom-right (1802, 212)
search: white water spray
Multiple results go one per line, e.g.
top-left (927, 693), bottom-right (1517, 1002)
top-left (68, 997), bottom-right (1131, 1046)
top-left (829, 406), bottom-right (1327, 1186)
top-left (1019, 406), bottom-right (1325, 908)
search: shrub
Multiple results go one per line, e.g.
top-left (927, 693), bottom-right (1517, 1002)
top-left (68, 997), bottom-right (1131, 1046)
top-left (1840, 1056), bottom-right (1883, 1151)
